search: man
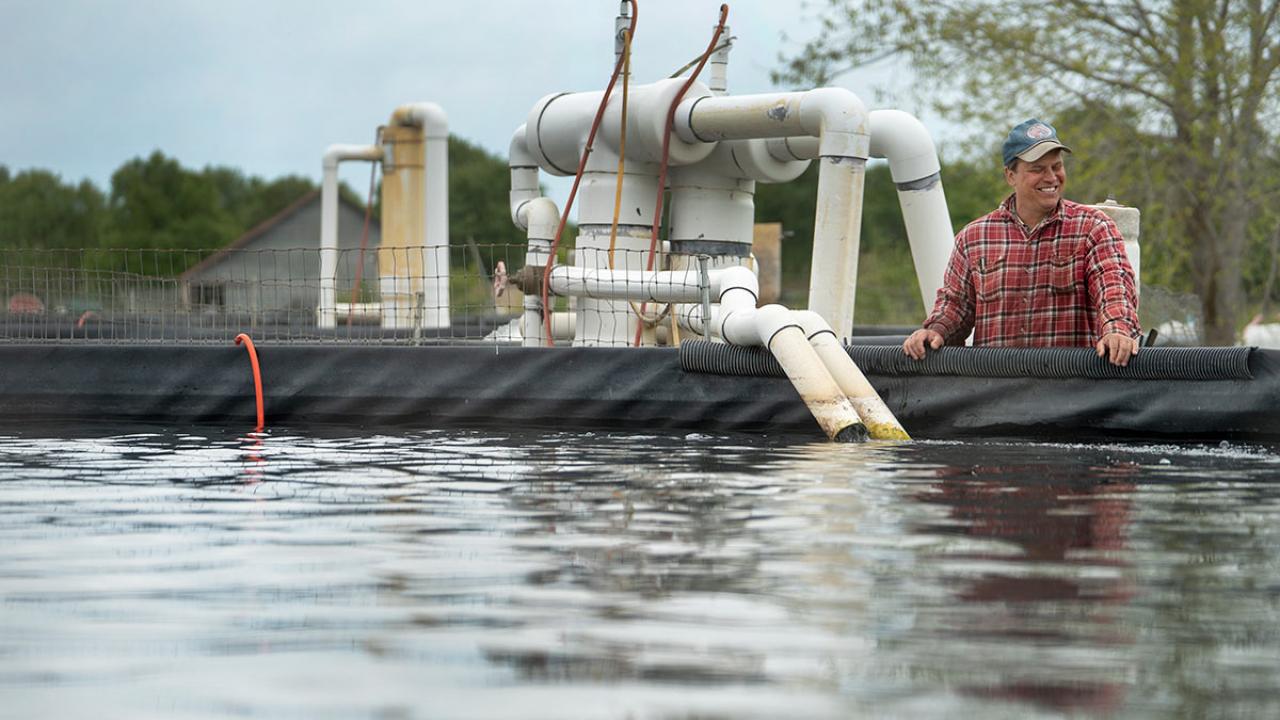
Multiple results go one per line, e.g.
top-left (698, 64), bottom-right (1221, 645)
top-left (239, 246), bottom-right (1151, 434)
top-left (902, 119), bottom-right (1141, 366)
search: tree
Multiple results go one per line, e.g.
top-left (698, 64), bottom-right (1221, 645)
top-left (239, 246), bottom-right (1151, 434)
top-left (448, 136), bottom-right (529, 272)
top-left (778, 0), bottom-right (1280, 344)
top-left (0, 166), bottom-right (105, 251)
top-left (104, 151), bottom-right (240, 254)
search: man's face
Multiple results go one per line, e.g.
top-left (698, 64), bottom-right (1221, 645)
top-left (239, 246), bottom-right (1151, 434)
top-left (1005, 149), bottom-right (1067, 217)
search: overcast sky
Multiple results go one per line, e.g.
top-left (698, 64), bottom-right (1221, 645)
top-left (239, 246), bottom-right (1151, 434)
top-left (1, 0), bottom-right (942, 201)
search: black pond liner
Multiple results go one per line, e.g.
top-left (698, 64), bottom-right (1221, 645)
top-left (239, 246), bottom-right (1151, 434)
top-left (1, 342), bottom-right (1277, 441)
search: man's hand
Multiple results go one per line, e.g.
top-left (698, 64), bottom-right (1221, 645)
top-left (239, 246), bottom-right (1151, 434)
top-left (1096, 332), bottom-right (1139, 366)
top-left (903, 329), bottom-right (944, 360)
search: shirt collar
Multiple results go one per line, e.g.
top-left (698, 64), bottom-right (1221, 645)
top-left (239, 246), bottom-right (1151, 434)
top-left (1002, 194), bottom-right (1063, 233)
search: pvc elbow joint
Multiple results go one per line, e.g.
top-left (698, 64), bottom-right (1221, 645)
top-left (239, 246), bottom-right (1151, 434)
top-left (521, 197), bottom-right (560, 242)
top-left (714, 265), bottom-right (758, 306)
top-left (322, 144), bottom-right (382, 170)
top-left (798, 87), bottom-right (871, 159)
top-left (868, 109), bottom-right (941, 185)
top-left (753, 304), bottom-right (799, 349)
top-left (392, 102), bottom-right (449, 139)
top-left (791, 310), bottom-right (837, 340)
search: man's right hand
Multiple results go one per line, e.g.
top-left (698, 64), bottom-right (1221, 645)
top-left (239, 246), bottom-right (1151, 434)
top-left (903, 328), bottom-right (944, 360)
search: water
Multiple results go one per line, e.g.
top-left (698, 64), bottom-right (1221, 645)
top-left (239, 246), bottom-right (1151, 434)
top-left (2, 425), bottom-right (1279, 719)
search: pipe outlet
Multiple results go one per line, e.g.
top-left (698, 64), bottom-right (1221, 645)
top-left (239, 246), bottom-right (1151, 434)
top-left (793, 310), bottom-right (910, 440)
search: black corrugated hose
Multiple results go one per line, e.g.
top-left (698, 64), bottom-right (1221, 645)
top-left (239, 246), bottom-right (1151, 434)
top-left (679, 341), bottom-right (1254, 381)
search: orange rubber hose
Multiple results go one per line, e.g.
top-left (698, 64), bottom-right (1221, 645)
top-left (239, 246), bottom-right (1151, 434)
top-left (233, 333), bottom-right (265, 431)
top-left (634, 3), bottom-right (729, 347)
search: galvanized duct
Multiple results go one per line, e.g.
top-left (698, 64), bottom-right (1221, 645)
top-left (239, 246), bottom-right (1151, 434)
top-left (679, 342), bottom-right (1255, 381)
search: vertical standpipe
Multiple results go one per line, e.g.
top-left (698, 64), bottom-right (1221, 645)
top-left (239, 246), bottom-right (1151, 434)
top-left (319, 143), bottom-right (383, 329)
top-left (766, 109), bottom-right (955, 318)
top-left (381, 103), bottom-right (450, 330)
top-left (866, 110), bottom-right (953, 314)
top-left (675, 88), bottom-right (872, 337)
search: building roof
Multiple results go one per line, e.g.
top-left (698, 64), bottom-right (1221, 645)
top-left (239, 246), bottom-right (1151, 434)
top-left (180, 190), bottom-right (377, 280)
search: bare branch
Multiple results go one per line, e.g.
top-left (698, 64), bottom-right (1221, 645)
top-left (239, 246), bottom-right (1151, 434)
top-left (1059, 0), bottom-right (1174, 68)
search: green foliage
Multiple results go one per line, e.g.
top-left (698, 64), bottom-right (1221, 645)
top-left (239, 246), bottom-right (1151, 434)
top-left (446, 136), bottom-right (530, 272)
top-left (104, 151), bottom-right (238, 251)
top-left (0, 167), bottom-right (106, 250)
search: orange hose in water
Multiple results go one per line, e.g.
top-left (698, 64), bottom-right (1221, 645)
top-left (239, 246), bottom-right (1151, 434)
top-left (634, 4), bottom-right (729, 347)
top-left (233, 333), bottom-right (265, 431)
top-left (541, 0), bottom-right (638, 346)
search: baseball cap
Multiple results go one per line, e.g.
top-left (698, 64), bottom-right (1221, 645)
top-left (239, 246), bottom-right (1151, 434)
top-left (1002, 119), bottom-right (1072, 167)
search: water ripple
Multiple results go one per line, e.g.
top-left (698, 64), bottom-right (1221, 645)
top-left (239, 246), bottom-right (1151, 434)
top-left (1, 424), bottom-right (1279, 718)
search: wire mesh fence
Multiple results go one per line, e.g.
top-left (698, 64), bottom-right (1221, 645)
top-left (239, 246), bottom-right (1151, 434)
top-left (0, 245), bottom-right (716, 346)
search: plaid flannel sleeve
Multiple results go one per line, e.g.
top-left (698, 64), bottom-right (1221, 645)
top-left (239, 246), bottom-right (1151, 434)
top-left (1086, 216), bottom-right (1140, 340)
top-left (923, 237), bottom-right (975, 345)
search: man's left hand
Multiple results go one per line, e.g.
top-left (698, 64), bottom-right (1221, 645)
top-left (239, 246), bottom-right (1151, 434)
top-left (1096, 332), bottom-right (1139, 366)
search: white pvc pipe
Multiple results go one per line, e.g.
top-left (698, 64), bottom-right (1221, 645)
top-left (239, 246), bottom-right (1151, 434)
top-left (713, 266), bottom-right (761, 345)
top-left (319, 143), bottom-right (383, 329)
top-left (509, 125), bottom-right (541, 231)
top-left (707, 28), bottom-right (732, 95)
top-left (524, 311), bottom-right (576, 342)
top-left (548, 266), bottom-right (705, 303)
top-left (756, 305), bottom-right (866, 441)
top-left (793, 310), bottom-right (909, 440)
top-left (390, 102), bottom-right (450, 329)
top-left (527, 79), bottom-right (716, 176)
top-left (867, 110), bottom-right (940, 183)
top-left (767, 113), bottom-right (956, 315)
top-left (521, 197), bottom-right (560, 347)
top-left (673, 266), bottom-right (865, 441)
top-left (677, 88), bottom-right (871, 337)
top-left (868, 110), bottom-right (953, 314)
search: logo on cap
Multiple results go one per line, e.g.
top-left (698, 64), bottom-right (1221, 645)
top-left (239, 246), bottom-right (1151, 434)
top-left (1026, 123), bottom-right (1053, 140)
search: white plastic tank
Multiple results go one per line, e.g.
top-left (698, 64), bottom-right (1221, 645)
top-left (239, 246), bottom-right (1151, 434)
top-left (1089, 197), bottom-right (1140, 298)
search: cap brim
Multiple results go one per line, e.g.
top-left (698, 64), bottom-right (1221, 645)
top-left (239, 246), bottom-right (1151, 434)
top-left (1017, 140), bottom-right (1072, 163)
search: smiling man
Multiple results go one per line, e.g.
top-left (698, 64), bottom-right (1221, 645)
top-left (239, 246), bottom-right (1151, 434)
top-left (902, 119), bottom-right (1141, 366)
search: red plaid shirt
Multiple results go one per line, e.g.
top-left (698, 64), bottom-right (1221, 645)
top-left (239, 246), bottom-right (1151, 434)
top-left (923, 196), bottom-right (1140, 347)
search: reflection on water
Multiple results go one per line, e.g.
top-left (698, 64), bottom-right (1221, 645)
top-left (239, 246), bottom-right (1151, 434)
top-left (2, 426), bottom-right (1279, 719)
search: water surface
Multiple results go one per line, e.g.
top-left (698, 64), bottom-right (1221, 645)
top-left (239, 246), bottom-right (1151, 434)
top-left (2, 425), bottom-right (1278, 718)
